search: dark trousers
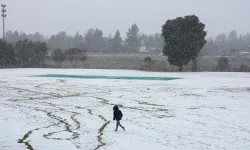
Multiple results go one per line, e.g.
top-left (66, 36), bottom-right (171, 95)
top-left (116, 120), bottom-right (124, 130)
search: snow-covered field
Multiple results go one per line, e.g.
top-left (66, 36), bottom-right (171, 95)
top-left (0, 69), bottom-right (250, 150)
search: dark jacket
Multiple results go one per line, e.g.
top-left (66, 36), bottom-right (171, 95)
top-left (113, 105), bottom-right (123, 121)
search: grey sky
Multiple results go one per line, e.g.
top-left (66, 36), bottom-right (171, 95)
top-left (1, 0), bottom-right (250, 38)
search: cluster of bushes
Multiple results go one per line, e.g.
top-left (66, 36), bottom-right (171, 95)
top-left (0, 39), bottom-right (48, 68)
top-left (216, 57), bottom-right (250, 72)
top-left (51, 48), bottom-right (87, 68)
top-left (0, 39), bottom-right (88, 68)
top-left (140, 56), bottom-right (250, 72)
top-left (233, 64), bottom-right (250, 72)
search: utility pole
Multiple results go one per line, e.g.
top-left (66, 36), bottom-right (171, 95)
top-left (1, 4), bottom-right (6, 68)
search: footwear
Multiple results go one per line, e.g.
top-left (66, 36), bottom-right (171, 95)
top-left (115, 129), bottom-right (117, 131)
top-left (122, 127), bottom-right (125, 131)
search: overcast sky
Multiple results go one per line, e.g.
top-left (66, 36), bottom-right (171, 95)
top-left (1, 0), bottom-right (250, 38)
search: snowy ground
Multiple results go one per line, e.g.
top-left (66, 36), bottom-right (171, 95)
top-left (0, 69), bottom-right (250, 150)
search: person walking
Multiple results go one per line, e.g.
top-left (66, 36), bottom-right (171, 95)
top-left (113, 105), bottom-right (125, 131)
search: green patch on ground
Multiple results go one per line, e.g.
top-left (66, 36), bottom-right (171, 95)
top-left (95, 121), bottom-right (110, 150)
top-left (33, 74), bottom-right (181, 81)
top-left (137, 100), bottom-right (164, 106)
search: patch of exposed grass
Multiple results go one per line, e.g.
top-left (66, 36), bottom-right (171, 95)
top-left (87, 109), bottom-right (93, 115)
top-left (155, 114), bottom-right (174, 118)
top-left (95, 121), bottom-right (110, 150)
top-left (157, 108), bottom-right (168, 112)
top-left (219, 87), bottom-right (250, 93)
top-left (182, 93), bottom-right (203, 97)
top-left (137, 101), bottom-right (164, 106)
top-left (71, 113), bottom-right (80, 130)
top-left (99, 121), bottom-right (110, 133)
top-left (217, 107), bottom-right (227, 109)
top-left (8, 86), bottom-right (62, 98)
top-left (24, 142), bottom-right (34, 150)
top-left (17, 131), bottom-right (33, 144)
top-left (188, 107), bottom-right (200, 110)
top-left (63, 93), bottom-right (81, 97)
top-left (98, 115), bottom-right (107, 122)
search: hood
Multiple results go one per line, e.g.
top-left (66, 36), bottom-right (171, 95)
top-left (113, 105), bottom-right (119, 110)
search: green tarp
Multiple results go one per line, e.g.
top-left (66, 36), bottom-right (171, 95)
top-left (34, 74), bottom-right (181, 81)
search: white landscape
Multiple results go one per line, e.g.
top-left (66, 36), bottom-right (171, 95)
top-left (0, 69), bottom-right (250, 150)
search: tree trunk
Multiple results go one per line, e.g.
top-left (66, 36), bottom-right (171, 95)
top-left (179, 66), bottom-right (183, 72)
top-left (191, 58), bottom-right (198, 72)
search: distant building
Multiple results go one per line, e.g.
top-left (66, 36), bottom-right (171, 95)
top-left (139, 46), bottom-right (148, 52)
top-left (239, 52), bottom-right (250, 55)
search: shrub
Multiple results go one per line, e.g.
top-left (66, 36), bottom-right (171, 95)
top-left (52, 49), bottom-right (66, 67)
top-left (236, 64), bottom-right (250, 72)
top-left (139, 56), bottom-right (155, 71)
top-left (216, 57), bottom-right (229, 72)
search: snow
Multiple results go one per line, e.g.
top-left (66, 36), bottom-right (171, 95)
top-left (0, 68), bottom-right (250, 150)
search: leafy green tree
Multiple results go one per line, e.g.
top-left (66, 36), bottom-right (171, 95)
top-left (143, 33), bottom-right (164, 52)
top-left (65, 48), bottom-right (87, 68)
top-left (200, 40), bottom-right (219, 56)
top-left (47, 31), bottom-right (75, 50)
top-left (52, 49), bottom-right (66, 67)
top-left (227, 30), bottom-right (238, 42)
top-left (162, 15), bottom-right (207, 71)
top-left (0, 39), bottom-right (16, 67)
top-left (125, 24), bottom-right (141, 52)
top-left (216, 57), bottom-right (229, 72)
top-left (72, 31), bottom-right (84, 48)
top-left (111, 30), bottom-right (122, 52)
top-left (144, 35), bottom-right (155, 50)
top-left (32, 41), bottom-right (48, 67)
top-left (14, 40), bottom-right (48, 67)
top-left (6, 30), bottom-right (45, 43)
top-left (143, 56), bottom-right (154, 70)
top-left (14, 40), bottom-right (33, 67)
top-left (84, 28), bottom-right (107, 52)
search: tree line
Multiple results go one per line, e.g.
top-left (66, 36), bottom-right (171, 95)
top-left (4, 24), bottom-right (164, 54)
top-left (0, 39), bottom-right (47, 67)
top-left (201, 30), bottom-right (250, 56)
top-left (0, 39), bottom-right (87, 68)
top-left (1, 15), bottom-right (249, 71)
top-left (5, 26), bottom-right (250, 56)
